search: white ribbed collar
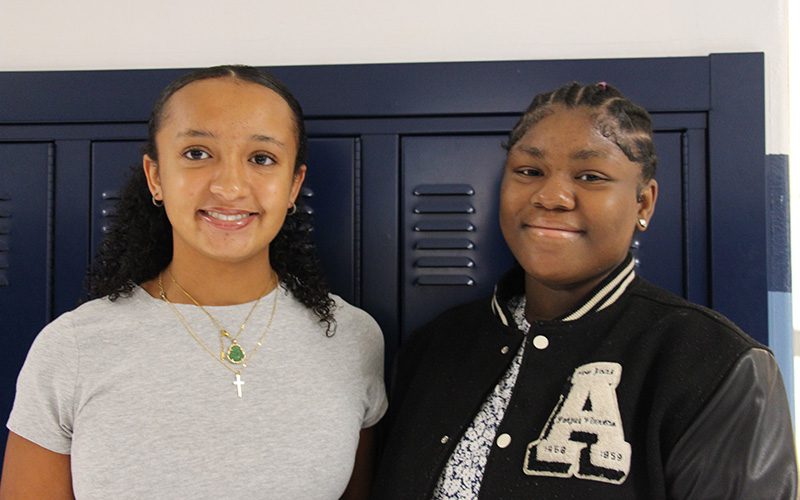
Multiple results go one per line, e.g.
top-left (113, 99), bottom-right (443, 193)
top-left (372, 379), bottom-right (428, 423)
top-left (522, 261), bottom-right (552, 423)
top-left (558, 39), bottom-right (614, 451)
top-left (492, 257), bottom-right (636, 327)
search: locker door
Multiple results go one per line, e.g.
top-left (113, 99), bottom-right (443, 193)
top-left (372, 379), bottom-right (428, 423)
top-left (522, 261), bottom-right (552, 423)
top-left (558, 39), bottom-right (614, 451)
top-left (0, 143), bottom-right (53, 440)
top-left (401, 135), bottom-right (514, 337)
top-left (303, 137), bottom-right (358, 304)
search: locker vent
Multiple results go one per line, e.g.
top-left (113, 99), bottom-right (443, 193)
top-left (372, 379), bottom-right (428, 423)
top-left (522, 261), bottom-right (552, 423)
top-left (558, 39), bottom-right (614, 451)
top-left (411, 184), bottom-right (476, 286)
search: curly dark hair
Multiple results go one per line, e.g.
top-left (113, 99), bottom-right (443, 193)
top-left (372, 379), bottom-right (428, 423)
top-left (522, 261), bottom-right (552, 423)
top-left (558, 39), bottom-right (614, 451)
top-left (85, 65), bottom-right (336, 335)
top-left (506, 81), bottom-right (657, 182)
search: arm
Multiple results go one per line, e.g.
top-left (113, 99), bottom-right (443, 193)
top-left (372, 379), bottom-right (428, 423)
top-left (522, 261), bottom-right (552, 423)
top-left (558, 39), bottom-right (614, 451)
top-left (665, 348), bottom-right (797, 500)
top-left (0, 432), bottom-right (73, 500)
top-left (341, 427), bottom-right (377, 500)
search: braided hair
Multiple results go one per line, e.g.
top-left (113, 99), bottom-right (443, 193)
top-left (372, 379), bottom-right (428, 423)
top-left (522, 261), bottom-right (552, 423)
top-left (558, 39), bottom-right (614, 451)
top-left (86, 65), bottom-right (336, 335)
top-left (506, 81), bottom-right (657, 182)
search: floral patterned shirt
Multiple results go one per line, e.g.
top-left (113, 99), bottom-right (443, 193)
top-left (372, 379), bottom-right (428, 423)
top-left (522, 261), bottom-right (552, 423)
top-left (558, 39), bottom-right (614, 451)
top-left (432, 296), bottom-right (529, 499)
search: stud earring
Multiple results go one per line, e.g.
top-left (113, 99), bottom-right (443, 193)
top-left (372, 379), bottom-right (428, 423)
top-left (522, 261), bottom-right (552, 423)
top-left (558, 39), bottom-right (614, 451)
top-left (637, 217), bottom-right (648, 230)
top-left (152, 195), bottom-right (163, 207)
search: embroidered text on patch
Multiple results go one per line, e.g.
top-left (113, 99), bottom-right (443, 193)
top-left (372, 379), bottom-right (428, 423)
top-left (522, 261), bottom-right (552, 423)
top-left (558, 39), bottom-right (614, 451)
top-left (523, 362), bottom-right (631, 484)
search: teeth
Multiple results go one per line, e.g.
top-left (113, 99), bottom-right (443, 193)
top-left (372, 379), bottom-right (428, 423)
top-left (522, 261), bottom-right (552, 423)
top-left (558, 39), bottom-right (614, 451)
top-left (206, 211), bottom-right (249, 222)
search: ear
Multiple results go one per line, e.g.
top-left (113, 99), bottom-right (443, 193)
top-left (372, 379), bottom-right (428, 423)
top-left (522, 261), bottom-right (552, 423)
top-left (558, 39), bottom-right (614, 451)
top-left (143, 154), bottom-right (162, 200)
top-left (288, 164), bottom-right (307, 207)
top-left (636, 179), bottom-right (658, 231)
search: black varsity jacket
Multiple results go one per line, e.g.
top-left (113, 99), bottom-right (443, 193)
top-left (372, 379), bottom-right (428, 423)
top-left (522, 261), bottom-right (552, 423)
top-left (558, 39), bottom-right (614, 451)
top-left (372, 261), bottom-right (797, 499)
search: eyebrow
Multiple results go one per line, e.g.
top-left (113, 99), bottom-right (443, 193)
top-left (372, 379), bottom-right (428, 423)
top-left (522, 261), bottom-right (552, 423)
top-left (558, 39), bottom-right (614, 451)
top-left (250, 134), bottom-right (286, 148)
top-left (176, 129), bottom-right (286, 148)
top-left (176, 128), bottom-right (215, 139)
top-left (571, 149), bottom-right (606, 160)
top-left (516, 146), bottom-right (545, 159)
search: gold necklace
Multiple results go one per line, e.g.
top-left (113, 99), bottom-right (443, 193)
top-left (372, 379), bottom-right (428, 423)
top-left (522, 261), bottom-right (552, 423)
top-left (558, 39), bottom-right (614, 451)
top-left (158, 273), bottom-right (279, 398)
top-left (167, 269), bottom-right (272, 365)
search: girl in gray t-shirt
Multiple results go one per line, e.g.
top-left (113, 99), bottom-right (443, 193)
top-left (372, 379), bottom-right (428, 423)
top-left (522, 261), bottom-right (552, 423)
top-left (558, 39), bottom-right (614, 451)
top-left (2, 65), bottom-right (386, 500)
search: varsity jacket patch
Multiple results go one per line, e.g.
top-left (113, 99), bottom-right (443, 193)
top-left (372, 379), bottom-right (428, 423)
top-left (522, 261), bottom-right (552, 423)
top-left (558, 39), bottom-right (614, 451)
top-left (523, 362), bottom-right (631, 484)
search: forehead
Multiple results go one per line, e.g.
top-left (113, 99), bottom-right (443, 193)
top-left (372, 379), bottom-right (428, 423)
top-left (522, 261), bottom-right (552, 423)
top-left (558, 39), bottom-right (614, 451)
top-left (515, 106), bottom-right (609, 153)
top-left (159, 77), bottom-right (296, 139)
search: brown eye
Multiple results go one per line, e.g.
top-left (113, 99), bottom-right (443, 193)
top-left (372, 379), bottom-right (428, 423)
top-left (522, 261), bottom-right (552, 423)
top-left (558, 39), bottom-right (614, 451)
top-left (517, 167), bottom-right (543, 177)
top-left (577, 172), bottom-right (608, 182)
top-left (183, 148), bottom-right (210, 160)
top-left (250, 153), bottom-right (276, 166)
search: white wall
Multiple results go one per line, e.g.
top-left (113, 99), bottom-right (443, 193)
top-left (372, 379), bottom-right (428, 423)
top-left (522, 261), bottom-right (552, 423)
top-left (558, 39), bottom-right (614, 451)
top-left (0, 0), bottom-right (789, 154)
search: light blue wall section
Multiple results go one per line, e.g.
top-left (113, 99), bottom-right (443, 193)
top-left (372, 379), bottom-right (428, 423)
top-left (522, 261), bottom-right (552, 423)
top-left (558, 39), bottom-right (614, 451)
top-left (769, 291), bottom-right (794, 420)
top-left (766, 154), bottom-right (792, 419)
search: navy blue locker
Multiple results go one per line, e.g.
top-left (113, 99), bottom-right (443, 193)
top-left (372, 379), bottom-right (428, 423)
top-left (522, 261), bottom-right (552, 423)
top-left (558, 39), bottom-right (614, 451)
top-left (0, 143), bottom-right (53, 435)
top-left (401, 134), bottom-right (513, 337)
top-left (0, 54), bottom-right (777, 462)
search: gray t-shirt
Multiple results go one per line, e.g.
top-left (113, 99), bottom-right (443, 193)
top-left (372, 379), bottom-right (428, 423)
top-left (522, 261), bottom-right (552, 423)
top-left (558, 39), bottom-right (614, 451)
top-left (7, 286), bottom-right (387, 499)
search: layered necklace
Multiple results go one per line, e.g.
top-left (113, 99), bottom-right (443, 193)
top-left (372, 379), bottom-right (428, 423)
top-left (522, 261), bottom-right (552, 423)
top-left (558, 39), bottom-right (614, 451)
top-left (158, 271), bottom-right (279, 398)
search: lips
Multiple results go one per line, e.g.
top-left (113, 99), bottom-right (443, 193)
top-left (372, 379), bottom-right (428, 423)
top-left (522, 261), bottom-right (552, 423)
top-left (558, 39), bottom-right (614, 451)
top-left (523, 220), bottom-right (584, 239)
top-left (198, 208), bottom-right (258, 229)
top-left (206, 210), bottom-right (250, 222)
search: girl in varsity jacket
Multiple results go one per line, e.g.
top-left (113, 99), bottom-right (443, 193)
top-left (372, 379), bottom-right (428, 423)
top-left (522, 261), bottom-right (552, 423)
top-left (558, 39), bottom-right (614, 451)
top-left (373, 82), bottom-right (797, 499)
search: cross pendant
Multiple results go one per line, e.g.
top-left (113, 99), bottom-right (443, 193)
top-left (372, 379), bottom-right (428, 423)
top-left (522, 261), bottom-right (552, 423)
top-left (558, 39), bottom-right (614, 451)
top-left (233, 372), bottom-right (245, 398)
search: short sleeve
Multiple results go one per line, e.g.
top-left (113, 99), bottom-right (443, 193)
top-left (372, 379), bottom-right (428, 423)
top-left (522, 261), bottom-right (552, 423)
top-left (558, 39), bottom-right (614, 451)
top-left (359, 314), bottom-right (388, 429)
top-left (6, 313), bottom-right (79, 454)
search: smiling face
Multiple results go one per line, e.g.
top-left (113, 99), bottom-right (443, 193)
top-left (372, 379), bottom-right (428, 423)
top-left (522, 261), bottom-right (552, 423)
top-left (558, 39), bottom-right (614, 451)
top-left (143, 77), bottom-right (305, 270)
top-left (500, 105), bottom-right (657, 292)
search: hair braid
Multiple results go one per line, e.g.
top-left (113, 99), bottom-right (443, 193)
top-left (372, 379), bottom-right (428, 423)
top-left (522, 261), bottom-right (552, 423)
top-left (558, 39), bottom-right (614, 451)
top-left (506, 81), bottom-right (657, 181)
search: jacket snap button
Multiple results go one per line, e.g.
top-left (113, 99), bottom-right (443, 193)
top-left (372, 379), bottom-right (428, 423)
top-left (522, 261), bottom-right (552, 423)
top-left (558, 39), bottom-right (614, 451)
top-left (440, 435), bottom-right (449, 444)
top-left (500, 345), bottom-right (509, 354)
top-left (533, 335), bottom-right (549, 350)
top-left (496, 433), bottom-right (511, 448)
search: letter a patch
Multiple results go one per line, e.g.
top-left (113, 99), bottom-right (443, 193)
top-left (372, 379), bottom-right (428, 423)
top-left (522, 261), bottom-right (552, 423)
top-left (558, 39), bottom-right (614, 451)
top-left (523, 362), bottom-right (631, 484)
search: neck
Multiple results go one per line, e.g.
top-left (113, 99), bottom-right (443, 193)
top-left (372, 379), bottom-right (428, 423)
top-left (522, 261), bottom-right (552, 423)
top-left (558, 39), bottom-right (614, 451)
top-left (166, 258), bottom-right (276, 306)
top-left (523, 273), bottom-right (608, 322)
top-left (142, 249), bottom-right (276, 306)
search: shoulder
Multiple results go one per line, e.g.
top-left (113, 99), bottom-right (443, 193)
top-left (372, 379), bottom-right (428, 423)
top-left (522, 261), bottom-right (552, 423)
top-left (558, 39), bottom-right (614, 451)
top-left (331, 294), bottom-right (381, 332)
top-left (411, 296), bottom-right (496, 344)
top-left (323, 294), bottom-right (384, 351)
top-left (31, 288), bottom-right (154, 353)
top-left (398, 296), bottom-right (496, 369)
top-left (626, 278), bottom-right (762, 350)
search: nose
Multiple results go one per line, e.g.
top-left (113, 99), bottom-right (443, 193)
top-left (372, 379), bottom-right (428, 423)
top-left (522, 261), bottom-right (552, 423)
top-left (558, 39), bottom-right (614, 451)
top-left (532, 175), bottom-right (575, 210)
top-left (209, 158), bottom-right (249, 200)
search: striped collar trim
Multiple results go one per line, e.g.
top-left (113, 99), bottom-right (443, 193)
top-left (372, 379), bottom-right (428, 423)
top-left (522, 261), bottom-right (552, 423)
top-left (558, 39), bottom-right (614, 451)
top-left (492, 257), bottom-right (636, 326)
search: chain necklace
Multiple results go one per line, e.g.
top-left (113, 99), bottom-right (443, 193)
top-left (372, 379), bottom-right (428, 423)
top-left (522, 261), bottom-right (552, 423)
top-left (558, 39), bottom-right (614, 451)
top-left (158, 273), bottom-right (279, 398)
top-left (167, 269), bottom-right (273, 364)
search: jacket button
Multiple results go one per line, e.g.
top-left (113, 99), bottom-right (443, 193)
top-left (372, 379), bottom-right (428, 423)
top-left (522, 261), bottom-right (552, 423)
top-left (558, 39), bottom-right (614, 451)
top-left (440, 435), bottom-right (449, 444)
top-left (532, 335), bottom-right (549, 350)
top-left (500, 345), bottom-right (510, 354)
top-left (496, 433), bottom-right (511, 448)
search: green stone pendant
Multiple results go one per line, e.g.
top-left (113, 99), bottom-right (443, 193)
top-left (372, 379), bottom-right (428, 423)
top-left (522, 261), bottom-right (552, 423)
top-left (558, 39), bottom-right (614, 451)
top-left (226, 342), bottom-right (246, 364)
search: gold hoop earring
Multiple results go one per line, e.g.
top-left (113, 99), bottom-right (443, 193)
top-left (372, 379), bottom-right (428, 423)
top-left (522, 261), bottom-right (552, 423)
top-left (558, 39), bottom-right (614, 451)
top-left (637, 217), bottom-right (648, 230)
top-left (287, 203), bottom-right (297, 216)
top-left (152, 195), bottom-right (163, 208)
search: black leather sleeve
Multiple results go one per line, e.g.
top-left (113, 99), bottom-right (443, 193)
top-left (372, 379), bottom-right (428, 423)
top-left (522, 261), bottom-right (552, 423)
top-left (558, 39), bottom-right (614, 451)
top-left (665, 348), bottom-right (797, 500)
